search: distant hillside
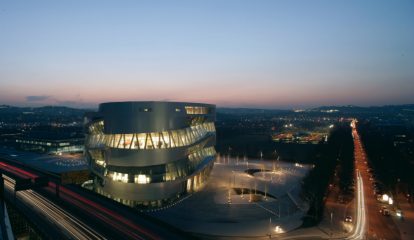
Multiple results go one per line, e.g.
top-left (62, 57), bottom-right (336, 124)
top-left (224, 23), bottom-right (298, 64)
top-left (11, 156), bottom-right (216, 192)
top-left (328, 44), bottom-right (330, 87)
top-left (0, 105), bottom-right (90, 115)
top-left (311, 104), bottom-right (414, 113)
top-left (217, 107), bottom-right (292, 115)
top-left (0, 105), bottom-right (91, 123)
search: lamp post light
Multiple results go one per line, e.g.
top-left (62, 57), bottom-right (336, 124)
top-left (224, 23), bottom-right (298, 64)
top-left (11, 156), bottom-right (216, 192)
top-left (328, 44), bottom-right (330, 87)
top-left (232, 171), bottom-right (236, 187)
top-left (227, 176), bottom-right (232, 205)
top-left (330, 211), bottom-right (334, 237)
top-left (228, 146), bottom-right (232, 165)
top-left (268, 217), bottom-right (272, 239)
top-left (278, 201), bottom-right (281, 218)
top-left (254, 180), bottom-right (257, 195)
top-left (277, 156), bottom-right (280, 170)
top-left (273, 150), bottom-right (277, 172)
top-left (249, 182), bottom-right (253, 202)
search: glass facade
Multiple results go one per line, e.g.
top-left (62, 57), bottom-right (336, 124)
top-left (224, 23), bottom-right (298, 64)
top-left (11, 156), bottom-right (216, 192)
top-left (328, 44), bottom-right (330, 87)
top-left (86, 122), bottom-right (215, 150)
top-left (85, 102), bottom-right (216, 209)
top-left (103, 146), bottom-right (216, 185)
top-left (185, 106), bottom-right (210, 114)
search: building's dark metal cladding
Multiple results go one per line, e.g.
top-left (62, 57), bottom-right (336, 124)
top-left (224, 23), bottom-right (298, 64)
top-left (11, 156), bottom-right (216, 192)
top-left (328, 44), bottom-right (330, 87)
top-left (99, 101), bottom-right (215, 134)
top-left (85, 101), bottom-right (216, 208)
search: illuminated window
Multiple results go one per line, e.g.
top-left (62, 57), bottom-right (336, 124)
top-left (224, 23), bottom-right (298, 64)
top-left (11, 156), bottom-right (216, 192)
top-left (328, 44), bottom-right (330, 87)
top-left (151, 132), bottom-right (161, 149)
top-left (135, 174), bottom-right (150, 184)
top-left (137, 133), bottom-right (146, 149)
top-left (161, 131), bottom-right (170, 148)
top-left (95, 159), bottom-right (106, 167)
top-left (113, 135), bottom-right (121, 148)
top-left (120, 134), bottom-right (133, 149)
top-left (146, 133), bottom-right (154, 149)
top-left (112, 172), bottom-right (128, 183)
top-left (185, 106), bottom-right (209, 114)
top-left (88, 122), bottom-right (216, 150)
top-left (188, 147), bottom-right (216, 167)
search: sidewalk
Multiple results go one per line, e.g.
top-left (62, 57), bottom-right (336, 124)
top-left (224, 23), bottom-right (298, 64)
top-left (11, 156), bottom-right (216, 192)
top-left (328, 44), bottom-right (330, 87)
top-left (392, 193), bottom-right (414, 240)
top-left (318, 165), bottom-right (355, 239)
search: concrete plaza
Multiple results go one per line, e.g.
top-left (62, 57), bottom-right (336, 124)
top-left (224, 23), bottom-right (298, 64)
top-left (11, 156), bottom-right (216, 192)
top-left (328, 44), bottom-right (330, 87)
top-left (150, 156), bottom-right (312, 237)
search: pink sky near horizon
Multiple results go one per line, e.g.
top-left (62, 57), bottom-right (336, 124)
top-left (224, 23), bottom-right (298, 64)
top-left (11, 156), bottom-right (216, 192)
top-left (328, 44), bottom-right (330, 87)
top-left (1, 1), bottom-right (413, 109)
top-left (1, 75), bottom-right (412, 109)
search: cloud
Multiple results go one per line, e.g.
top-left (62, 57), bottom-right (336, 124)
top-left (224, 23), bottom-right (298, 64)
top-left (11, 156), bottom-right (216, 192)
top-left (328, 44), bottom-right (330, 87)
top-left (26, 95), bottom-right (50, 102)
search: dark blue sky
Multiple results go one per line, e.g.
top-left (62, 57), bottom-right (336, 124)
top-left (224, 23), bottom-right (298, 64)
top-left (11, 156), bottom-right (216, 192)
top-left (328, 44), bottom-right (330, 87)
top-left (1, 0), bottom-right (413, 108)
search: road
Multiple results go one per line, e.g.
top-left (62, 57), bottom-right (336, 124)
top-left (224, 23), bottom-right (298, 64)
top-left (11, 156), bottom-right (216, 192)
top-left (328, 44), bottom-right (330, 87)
top-left (42, 182), bottom-right (161, 240)
top-left (345, 170), bottom-right (366, 240)
top-left (351, 120), bottom-right (401, 240)
top-left (0, 158), bottom-right (189, 240)
top-left (3, 175), bottom-right (105, 240)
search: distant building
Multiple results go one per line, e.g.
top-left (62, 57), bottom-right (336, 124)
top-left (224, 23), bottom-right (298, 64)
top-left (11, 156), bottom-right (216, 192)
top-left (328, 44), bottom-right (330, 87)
top-left (85, 101), bottom-right (216, 208)
top-left (13, 131), bottom-right (84, 154)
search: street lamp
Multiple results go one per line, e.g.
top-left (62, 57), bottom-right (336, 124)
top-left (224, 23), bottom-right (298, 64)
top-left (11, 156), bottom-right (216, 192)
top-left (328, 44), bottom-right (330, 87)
top-left (227, 176), bottom-right (232, 205)
top-left (382, 194), bottom-right (389, 202)
top-left (274, 225), bottom-right (283, 233)
top-left (228, 146), bottom-right (232, 165)
top-left (232, 171), bottom-right (236, 187)
top-left (268, 217), bottom-right (272, 238)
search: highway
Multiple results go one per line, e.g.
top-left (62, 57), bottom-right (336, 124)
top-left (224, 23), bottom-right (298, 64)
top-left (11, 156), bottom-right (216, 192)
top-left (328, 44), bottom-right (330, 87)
top-left (42, 182), bottom-right (161, 240)
top-left (0, 157), bottom-right (189, 240)
top-left (3, 176), bottom-right (105, 240)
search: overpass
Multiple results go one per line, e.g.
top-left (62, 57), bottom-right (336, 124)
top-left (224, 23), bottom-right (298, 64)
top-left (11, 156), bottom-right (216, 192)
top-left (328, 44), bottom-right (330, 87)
top-left (0, 157), bottom-right (190, 240)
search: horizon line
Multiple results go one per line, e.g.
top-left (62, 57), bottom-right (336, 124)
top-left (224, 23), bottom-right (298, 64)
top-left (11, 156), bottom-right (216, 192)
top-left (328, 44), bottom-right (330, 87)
top-left (1, 102), bottom-right (413, 111)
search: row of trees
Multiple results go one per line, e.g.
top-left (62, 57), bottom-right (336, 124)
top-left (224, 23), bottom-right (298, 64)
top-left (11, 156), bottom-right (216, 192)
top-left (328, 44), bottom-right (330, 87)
top-left (358, 121), bottom-right (414, 198)
top-left (337, 125), bottom-right (355, 198)
top-left (301, 123), bottom-right (354, 226)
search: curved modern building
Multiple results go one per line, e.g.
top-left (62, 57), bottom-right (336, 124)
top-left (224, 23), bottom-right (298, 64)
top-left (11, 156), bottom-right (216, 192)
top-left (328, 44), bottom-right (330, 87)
top-left (84, 101), bottom-right (216, 208)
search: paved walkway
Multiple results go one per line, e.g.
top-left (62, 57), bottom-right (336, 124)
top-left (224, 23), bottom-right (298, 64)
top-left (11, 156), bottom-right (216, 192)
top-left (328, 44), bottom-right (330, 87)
top-left (150, 159), bottom-right (311, 237)
top-left (392, 193), bottom-right (414, 240)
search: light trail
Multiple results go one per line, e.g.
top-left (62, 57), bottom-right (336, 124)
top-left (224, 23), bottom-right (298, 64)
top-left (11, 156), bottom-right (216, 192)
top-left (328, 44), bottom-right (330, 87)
top-left (3, 178), bottom-right (105, 240)
top-left (346, 120), bottom-right (367, 240)
top-left (47, 182), bottom-right (160, 240)
top-left (0, 162), bottom-right (38, 178)
top-left (1, 161), bottom-right (160, 240)
top-left (346, 170), bottom-right (367, 239)
top-left (0, 161), bottom-right (166, 239)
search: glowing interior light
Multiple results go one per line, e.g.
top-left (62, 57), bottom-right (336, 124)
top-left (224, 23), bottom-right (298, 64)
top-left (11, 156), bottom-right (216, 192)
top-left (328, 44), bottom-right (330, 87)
top-left (136, 174), bottom-right (150, 184)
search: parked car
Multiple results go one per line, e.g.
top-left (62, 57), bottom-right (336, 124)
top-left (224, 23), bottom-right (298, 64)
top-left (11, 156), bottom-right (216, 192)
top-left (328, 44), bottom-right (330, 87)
top-left (380, 207), bottom-right (390, 216)
top-left (344, 216), bottom-right (353, 223)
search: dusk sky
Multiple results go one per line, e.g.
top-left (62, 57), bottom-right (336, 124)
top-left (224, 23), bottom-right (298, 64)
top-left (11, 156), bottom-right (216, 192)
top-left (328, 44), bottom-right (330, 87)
top-left (1, 1), bottom-right (413, 109)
